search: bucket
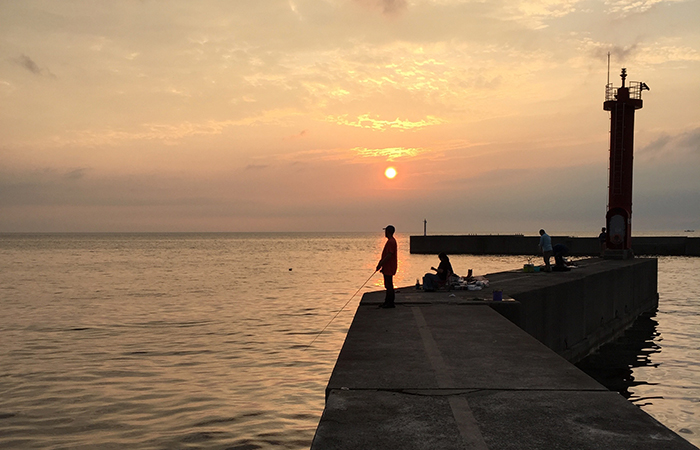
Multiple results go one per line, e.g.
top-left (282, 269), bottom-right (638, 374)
top-left (493, 290), bottom-right (503, 301)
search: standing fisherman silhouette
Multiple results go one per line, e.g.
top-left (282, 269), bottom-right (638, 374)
top-left (376, 225), bottom-right (397, 308)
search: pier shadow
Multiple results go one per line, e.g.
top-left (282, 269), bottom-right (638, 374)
top-left (576, 309), bottom-right (661, 402)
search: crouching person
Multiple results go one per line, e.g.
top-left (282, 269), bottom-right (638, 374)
top-left (422, 252), bottom-right (453, 291)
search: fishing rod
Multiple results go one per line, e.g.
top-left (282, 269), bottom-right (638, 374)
top-left (302, 269), bottom-right (377, 351)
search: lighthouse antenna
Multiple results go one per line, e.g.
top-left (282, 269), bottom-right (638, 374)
top-left (607, 52), bottom-right (610, 85)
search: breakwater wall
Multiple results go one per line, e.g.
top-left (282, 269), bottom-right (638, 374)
top-left (484, 258), bottom-right (658, 362)
top-left (410, 234), bottom-right (700, 256)
top-left (310, 258), bottom-right (697, 449)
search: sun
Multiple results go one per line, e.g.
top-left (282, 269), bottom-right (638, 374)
top-left (385, 167), bottom-right (397, 179)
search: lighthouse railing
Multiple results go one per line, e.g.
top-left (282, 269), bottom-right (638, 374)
top-left (605, 83), bottom-right (616, 101)
top-left (606, 81), bottom-right (644, 101)
top-left (628, 81), bottom-right (644, 100)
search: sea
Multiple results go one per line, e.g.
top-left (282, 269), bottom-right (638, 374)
top-left (0, 232), bottom-right (698, 449)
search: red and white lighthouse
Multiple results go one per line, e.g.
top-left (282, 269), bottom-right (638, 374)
top-left (603, 68), bottom-right (649, 259)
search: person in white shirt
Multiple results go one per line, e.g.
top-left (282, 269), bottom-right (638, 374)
top-left (538, 229), bottom-right (553, 272)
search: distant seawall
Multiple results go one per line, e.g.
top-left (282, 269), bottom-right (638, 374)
top-left (410, 234), bottom-right (700, 256)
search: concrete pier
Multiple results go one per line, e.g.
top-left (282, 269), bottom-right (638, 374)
top-left (311, 258), bottom-right (697, 449)
top-left (410, 234), bottom-right (700, 256)
top-left (479, 258), bottom-right (659, 362)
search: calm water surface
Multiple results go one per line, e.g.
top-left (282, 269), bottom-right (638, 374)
top-left (577, 255), bottom-right (700, 444)
top-left (1, 233), bottom-right (698, 449)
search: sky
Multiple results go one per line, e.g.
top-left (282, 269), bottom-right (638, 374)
top-left (1, 0), bottom-right (699, 234)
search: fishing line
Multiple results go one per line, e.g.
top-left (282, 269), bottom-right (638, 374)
top-left (302, 269), bottom-right (378, 351)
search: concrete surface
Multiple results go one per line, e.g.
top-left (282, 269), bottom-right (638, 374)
top-left (311, 259), bottom-right (697, 449)
top-left (410, 234), bottom-right (700, 256)
top-left (361, 258), bottom-right (658, 363)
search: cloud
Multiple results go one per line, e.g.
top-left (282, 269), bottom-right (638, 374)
top-left (1, 0), bottom-right (698, 233)
top-left (286, 129), bottom-right (308, 140)
top-left (353, 146), bottom-right (427, 160)
top-left (43, 110), bottom-right (305, 148)
top-left (65, 168), bottom-right (88, 180)
top-left (353, 0), bottom-right (408, 17)
top-left (0, 80), bottom-right (15, 94)
top-left (638, 127), bottom-right (700, 160)
top-left (608, 44), bottom-right (639, 63)
top-left (15, 54), bottom-right (41, 74)
top-left (328, 113), bottom-right (445, 131)
top-left (604, 0), bottom-right (670, 15)
top-left (506, 0), bottom-right (582, 28)
top-left (245, 164), bottom-right (269, 170)
top-left (12, 54), bottom-right (56, 78)
top-left (580, 38), bottom-right (700, 70)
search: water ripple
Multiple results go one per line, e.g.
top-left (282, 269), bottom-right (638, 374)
top-left (1, 234), bottom-right (698, 449)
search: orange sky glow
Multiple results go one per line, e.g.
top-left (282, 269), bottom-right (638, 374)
top-left (1, 0), bottom-right (699, 233)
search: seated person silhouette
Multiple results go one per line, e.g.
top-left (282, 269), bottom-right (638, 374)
top-left (552, 244), bottom-right (571, 271)
top-left (423, 252), bottom-right (453, 291)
